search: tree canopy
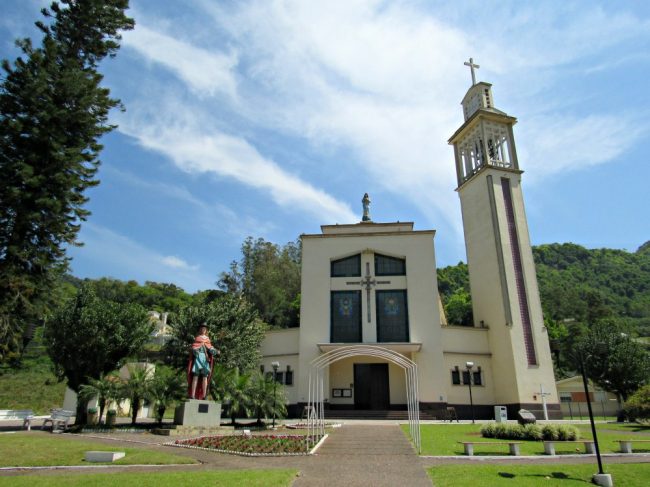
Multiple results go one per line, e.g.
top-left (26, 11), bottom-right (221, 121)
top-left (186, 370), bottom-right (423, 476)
top-left (574, 320), bottom-right (649, 403)
top-left (218, 237), bottom-right (301, 328)
top-left (164, 293), bottom-right (267, 373)
top-left (45, 285), bottom-right (152, 393)
top-left (0, 0), bottom-right (134, 364)
top-left (62, 275), bottom-right (198, 312)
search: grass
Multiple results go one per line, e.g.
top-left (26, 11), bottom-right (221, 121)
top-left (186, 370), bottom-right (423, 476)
top-left (0, 337), bottom-right (66, 415)
top-left (0, 432), bottom-right (196, 467)
top-left (404, 422), bottom-right (650, 456)
top-left (0, 470), bottom-right (299, 487)
top-left (427, 463), bottom-right (650, 486)
top-left (588, 422), bottom-right (650, 433)
top-left (0, 368), bottom-right (65, 414)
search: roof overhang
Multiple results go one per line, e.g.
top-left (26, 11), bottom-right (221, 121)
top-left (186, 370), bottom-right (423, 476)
top-left (317, 342), bottom-right (422, 353)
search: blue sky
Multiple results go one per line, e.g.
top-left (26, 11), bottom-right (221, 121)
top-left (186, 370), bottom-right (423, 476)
top-left (2, 0), bottom-right (649, 293)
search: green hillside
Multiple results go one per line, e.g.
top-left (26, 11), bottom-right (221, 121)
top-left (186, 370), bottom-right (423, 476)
top-left (438, 241), bottom-right (650, 337)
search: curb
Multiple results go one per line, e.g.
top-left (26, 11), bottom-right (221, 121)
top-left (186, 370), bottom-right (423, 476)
top-left (0, 463), bottom-right (201, 472)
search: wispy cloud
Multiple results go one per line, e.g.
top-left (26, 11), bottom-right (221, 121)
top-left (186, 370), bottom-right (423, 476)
top-left (116, 101), bottom-right (357, 224)
top-left (162, 255), bottom-right (198, 271)
top-left (105, 167), bottom-right (277, 239)
top-left (70, 223), bottom-right (214, 292)
top-left (123, 23), bottom-right (238, 98)
top-left (118, 0), bottom-right (649, 235)
top-left (520, 114), bottom-right (646, 181)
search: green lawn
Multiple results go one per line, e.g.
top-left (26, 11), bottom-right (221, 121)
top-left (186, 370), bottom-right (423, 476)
top-left (586, 422), bottom-right (650, 433)
top-left (428, 463), bottom-right (650, 486)
top-left (0, 432), bottom-right (196, 467)
top-left (0, 470), bottom-right (299, 487)
top-left (404, 423), bottom-right (650, 456)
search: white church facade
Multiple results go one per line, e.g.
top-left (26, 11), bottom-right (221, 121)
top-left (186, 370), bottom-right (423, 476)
top-left (260, 68), bottom-right (561, 420)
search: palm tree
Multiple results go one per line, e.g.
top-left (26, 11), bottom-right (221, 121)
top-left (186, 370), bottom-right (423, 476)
top-left (121, 364), bottom-right (154, 425)
top-left (248, 372), bottom-right (287, 426)
top-left (211, 365), bottom-right (252, 425)
top-left (149, 365), bottom-right (185, 426)
top-left (78, 372), bottom-right (120, 424)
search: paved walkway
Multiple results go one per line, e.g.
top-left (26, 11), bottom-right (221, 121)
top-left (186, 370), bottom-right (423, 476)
top-left (293, 424), bottom-right (431, 486)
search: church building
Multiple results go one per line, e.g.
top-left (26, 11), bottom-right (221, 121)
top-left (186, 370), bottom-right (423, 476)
top-left (260, 64), bottom-right (561, 420)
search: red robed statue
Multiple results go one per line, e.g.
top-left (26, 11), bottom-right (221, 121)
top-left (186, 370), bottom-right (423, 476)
top-left (187, 323), bottom-right (218, 400)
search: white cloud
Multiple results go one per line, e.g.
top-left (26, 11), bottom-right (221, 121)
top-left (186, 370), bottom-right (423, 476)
top-left (520, 113), bottom-right (646, 181)
top-left (70, 223), bottom-right (213, 292)
top-left (120, 0), bottom-right (649, 234)
top-left (117, 102), bottom-right (358, 224)
top-left (105, 167), bottom-right (277, 240)
top-left (123, 23), bottom-right (238, 98)
top-left (162, 255), bottom-right (198, 271)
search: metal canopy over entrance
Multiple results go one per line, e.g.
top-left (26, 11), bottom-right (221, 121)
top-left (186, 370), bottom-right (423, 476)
top-left (306, 345), bottom-right (421, 453)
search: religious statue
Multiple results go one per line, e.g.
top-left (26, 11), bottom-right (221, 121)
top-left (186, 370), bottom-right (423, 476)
top-left (362, 193), bottom-right (371, 222)
top-left (187, 322), bottom-right (218, 400)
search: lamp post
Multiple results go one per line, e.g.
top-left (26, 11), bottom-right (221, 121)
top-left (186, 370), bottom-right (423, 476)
top-left (578, 352), bottom-right (611, 486)
top-left (466, 361), bottom-right (475, 424)
top-left (271, 361), bottom-right (280, 429)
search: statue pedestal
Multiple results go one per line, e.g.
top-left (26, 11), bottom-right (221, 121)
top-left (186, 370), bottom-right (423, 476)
top-left (174, 399), bottom-right (222, 427)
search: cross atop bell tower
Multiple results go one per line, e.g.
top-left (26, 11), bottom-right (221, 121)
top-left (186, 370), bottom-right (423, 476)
top-left (464, 57), bottom-right (480, 85)
top-left (449, 59), bottom-right (519, 186)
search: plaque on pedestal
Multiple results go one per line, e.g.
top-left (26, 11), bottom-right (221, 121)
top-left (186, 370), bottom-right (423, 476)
top-left (174, 399), bottom-right (222, 427)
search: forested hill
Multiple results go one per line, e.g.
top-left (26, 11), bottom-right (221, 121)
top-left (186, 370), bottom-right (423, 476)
top-left (61, 240), bottom-right (649, 337)
top-left (438, 241), bottom-right (650, 336)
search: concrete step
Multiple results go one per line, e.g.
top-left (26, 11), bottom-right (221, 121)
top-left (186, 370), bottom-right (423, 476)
top-left (324, 409), bottom-right (435, 420)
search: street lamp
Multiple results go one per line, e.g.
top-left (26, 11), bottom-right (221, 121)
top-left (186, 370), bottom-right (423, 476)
top-left (466, 361), bottom-right (475, 424)
top-left (271, 361), bottom-right (280, 428)
top-left (578, 353), bottom-right (611, 486)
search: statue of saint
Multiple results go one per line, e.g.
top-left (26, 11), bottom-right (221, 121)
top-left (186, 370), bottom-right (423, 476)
top-left (187, 323), bottom-right (218, 400)
top-left (362, 193), bottom-right (371, 222)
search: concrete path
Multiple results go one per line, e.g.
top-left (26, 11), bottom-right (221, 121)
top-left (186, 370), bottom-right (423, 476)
top-left (293, 424), bottom-right (431, 486)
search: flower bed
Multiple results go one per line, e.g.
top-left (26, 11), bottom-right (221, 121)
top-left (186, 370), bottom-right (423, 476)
top-left (170, 434), bottom-right (322, 456)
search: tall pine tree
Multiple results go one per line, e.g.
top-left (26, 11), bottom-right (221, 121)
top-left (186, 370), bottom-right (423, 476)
top-left (0, 1), bottom-right (134, 363)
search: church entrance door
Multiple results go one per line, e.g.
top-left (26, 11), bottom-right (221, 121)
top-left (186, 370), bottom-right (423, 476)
top-left (354, 363), bottom-right (389, 410)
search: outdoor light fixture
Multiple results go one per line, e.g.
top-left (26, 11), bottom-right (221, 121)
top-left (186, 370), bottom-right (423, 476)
top-left (466, 361), bottom-right (475, 424)
top-left (272, 361), bottom-right (280, 428)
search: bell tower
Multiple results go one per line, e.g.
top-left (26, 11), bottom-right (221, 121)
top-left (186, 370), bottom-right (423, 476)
top-left (448, 59), bottom-right (560, 418)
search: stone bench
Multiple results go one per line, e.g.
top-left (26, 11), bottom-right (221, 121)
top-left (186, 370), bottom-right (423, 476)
top-left (0, 409), bottom-right (34, 431)
top-left (458, 441), bottom-right (522, 456)
top-left (42, 408), bottom-right (75, 433)
top-left (543, 440), bottom-right (595, 455)
top-left (615, 439), bottom-right (650, 453)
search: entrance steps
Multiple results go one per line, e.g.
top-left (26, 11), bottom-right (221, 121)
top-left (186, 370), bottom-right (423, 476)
top-left (324, 409), bottom-right (436, 420)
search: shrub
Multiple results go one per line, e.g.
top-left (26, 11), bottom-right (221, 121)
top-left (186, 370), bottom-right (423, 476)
top-left (508, 424), bottom-right (526, 439)
top-left (540, 424), bottom-right (579, 441)
top-left (541, 425), bottom-right (558, 441)
top-left (556, 425), bottom-right (575, 441)
top-left (523, 424), bottom-right (542, 441)
top-left (481, 422), bottom-right (543, 441)
top-left (480, 423), bottom-right (495, 437)
top-left (624, 385), bottom-right (650, 424)
top-left (493, 423), bottom-right (508, 439)
top-left (87, 407), bottom-right (98, 414)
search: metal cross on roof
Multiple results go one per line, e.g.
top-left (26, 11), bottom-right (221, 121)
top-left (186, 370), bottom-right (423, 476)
top-left (464, 57), bottom-right (480, 86)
